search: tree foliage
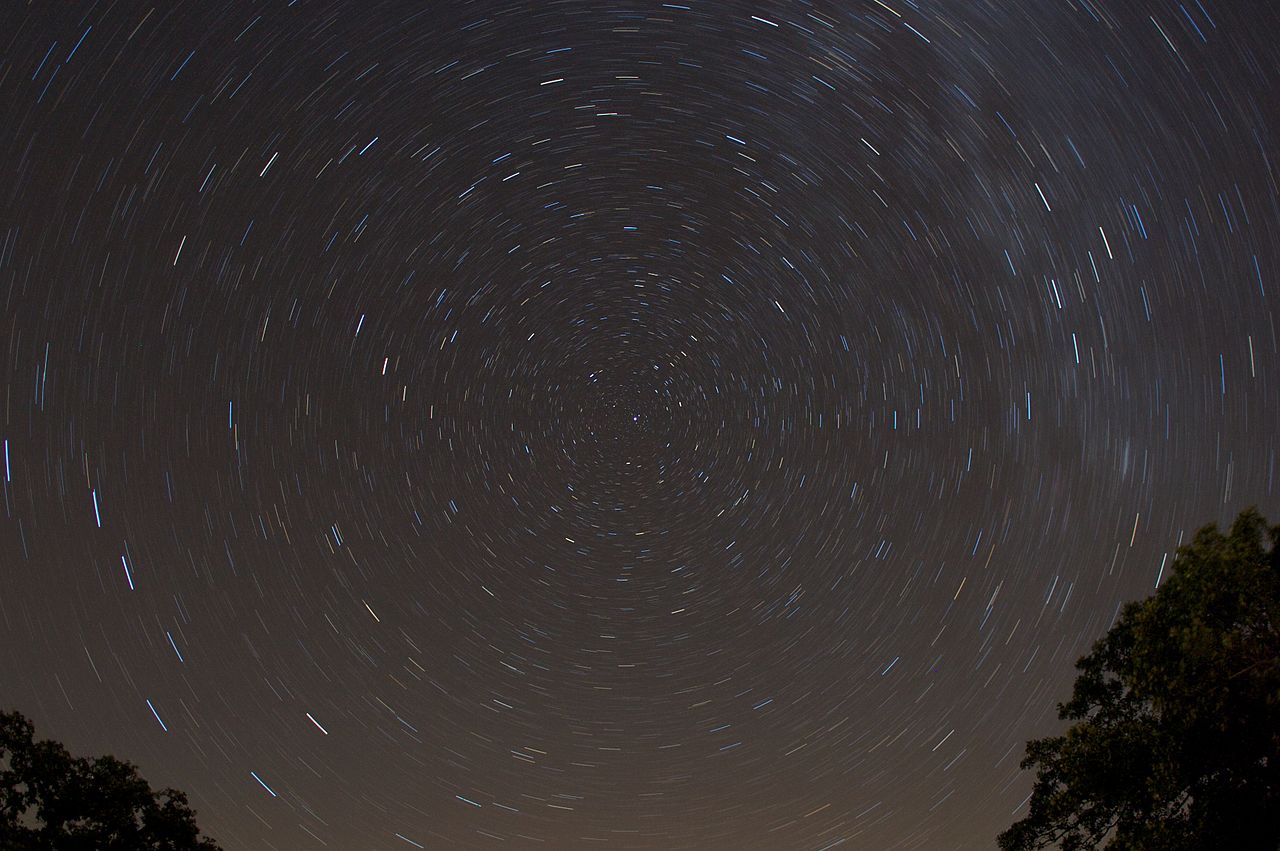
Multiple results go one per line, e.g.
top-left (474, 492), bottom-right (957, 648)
top-left (999, 508), bottom-right (1280, 850)
top-left (0, 709), bottom-right (221, 850)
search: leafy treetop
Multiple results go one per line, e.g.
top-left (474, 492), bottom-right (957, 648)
top-left (0, 709), bottom-right (222, 851)
top-left (998, 508), bottom-right (1280, 850)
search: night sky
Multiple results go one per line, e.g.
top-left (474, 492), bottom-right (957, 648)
top-left (1, 0), bottom-right (1277, 848)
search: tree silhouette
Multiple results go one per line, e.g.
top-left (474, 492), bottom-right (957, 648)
top-left (999, 508), bottom-right (1280, 850)
top-left (0, 710), bottom-right (221, 850)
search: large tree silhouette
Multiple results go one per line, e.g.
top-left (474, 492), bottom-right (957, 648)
top-left (0, 710), bottom-right (221, 850)
top-left (999, 508), bottom-right (1280, 850)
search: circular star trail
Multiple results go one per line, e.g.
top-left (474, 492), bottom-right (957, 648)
top-left (2, 1), bottom-right (1277, 848)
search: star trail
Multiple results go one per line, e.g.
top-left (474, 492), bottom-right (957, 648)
top-left (1, 0), bottom-right (1277, 848)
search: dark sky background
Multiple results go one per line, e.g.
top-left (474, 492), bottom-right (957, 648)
top-left (1, 0), bottom-right (1277, 848)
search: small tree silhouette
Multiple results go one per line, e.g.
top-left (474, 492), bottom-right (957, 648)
top-left (999, 508), bottom-right (1280, 850)
top-left (0, 710), bottom-right (221, 850)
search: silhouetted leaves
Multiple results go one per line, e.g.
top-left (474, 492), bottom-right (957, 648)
top-left (999, 508), bottom-right (1280, 850)
top-left (0, 710), bottom-right (221, 850)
